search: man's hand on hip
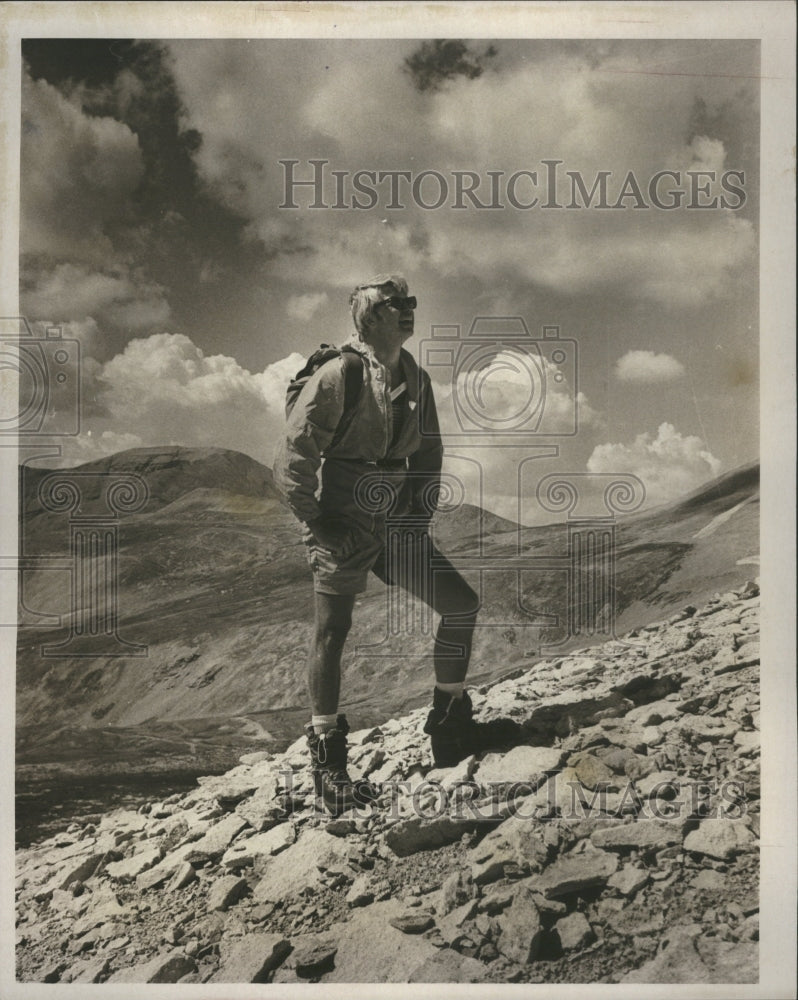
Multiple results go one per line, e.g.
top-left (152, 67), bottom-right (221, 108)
top-left (307, 515), bottom-right (354, 554)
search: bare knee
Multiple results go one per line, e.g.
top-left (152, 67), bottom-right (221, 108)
top-left (313, 610), bottom-right (352, 652)
top-left (438, 582), bottom-right (480, 625)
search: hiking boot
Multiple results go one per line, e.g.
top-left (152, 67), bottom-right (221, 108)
top-left (423, 688), bottom-right (522, 768)
top-left (423, 689), bottom-right (481, 768)
top-left (305, 715), bottom-right (380, 816)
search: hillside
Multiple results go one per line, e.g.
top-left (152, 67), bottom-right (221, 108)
top-left (15, 581), bottom-right (760, 985)
top-left (16, 449), bottom-right (759, 781)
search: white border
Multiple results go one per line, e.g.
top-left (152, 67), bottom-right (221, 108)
top-left (1, 3), bottom-right (795, 999)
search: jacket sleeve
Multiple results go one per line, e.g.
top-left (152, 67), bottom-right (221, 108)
top-left (272, 357), bottom-right (346, 523)
top-left (407, 368), bottom-right (444, 518)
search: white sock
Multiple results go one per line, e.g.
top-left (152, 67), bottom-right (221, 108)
top-left (435, 681), bottom-right (465, 699)
top-left (311, 713), bottom-right (338, 734)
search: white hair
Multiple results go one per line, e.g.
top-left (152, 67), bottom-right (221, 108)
top-left (348, 274), bottom-right (408, 340)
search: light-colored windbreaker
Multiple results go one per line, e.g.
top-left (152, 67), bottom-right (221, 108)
top-left (272, 337), bottom-right (443, 527)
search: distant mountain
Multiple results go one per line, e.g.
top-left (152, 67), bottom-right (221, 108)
top-left (630, 461), bottom-right (759, 524)
top-left (22, 446), bottom-right (280, 518)
top-left (16, 447), bottom-right (759, 777)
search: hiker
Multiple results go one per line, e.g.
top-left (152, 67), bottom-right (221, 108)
top-left (272, 274), bottom-right (484, 814)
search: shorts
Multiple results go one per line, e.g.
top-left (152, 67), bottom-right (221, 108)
top-left (302, 518), bottom-right (428, 596)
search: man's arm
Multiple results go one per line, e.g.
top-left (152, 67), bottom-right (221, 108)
top-left (272, 357), bottom-right (347, 525)
top-left (407, 369), bottom-right (444, 520)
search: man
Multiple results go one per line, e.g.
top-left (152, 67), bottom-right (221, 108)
top-left (273, 274), bottom-right (484, 814)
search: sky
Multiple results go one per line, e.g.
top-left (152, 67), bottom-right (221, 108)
top-left (19, 37), bottom-right (760, 522)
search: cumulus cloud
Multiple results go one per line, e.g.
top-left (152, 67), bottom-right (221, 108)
top-left (435, 347), bottom-right (601, 437)
top-left (615, 350), bottom-right (686, 383)
top-left (21, 70), bottom-right (144, 264)
top-left (22, 263), bottom-right (171, 332)
top-left (587, 422), bottom-right (721, 506)
top-left (286, 292), bottom-right (329, 322)
top-left (20, 67), bottom-right (174, 340)
top-left (64, 333), bottom-right (305, 465)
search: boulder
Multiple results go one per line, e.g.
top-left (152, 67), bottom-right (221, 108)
top-left (390, 912), bottom-right (435, 934)
top-left (684, 820), bottom-right (756, 860)
top-left (45, 852), bottom-right (110, 893)
top-left (210, 933), bottom-right (291, 983)
top-left (607, 865), bottom-right (649, 897)
top-left (496, 886), bottom-right (544, 964)
top-left (555, 911), bottom-right (594, 951)
top-left (385, 815), bottom-right (482, 857)
top-left (107, 952), bottom-right (197, 984)
top-left (693, 869), bottom-right (726, 891)
top-left (591, 820), bottom-right (684, 852)
top-left (252, 828), bottom-right (356, 903)
top-left (291, 937), bottom-right (338, 978)
top-left (678, 717), bottom-right (738, 743)
top-left (167, 862), bottom-right (197, 891)
top-left (208, 875), bottom-right (249, 911)
top-left (196, 768), bottom-right (261, 806)
top-left (534, 849), bottom-right (618, 898)
top-left (135, 843), bottom-right (198, 891)
top-left (346, 875), bottom-right (374, 908)
top-left (475, 746), bottom-right (566, 786)
top-left (634, 771), bottom-right (681, 798)
top-left (733, 730), bottom-right (759, 754)
top-left (426, 755), bottom-right (476, 790)
top-left (439, 870), bottom-right (477, 915)
top-left (323, 900), bottom-right (440, 982)
top-left (622, 923), bottom-right (757, 983)
top-left (468, 812), bottom-right (550, 884)
top-left (436, 898), bottom-right (478, 945)
top-left (221, 824), bottom-right (296, 869)
top-left (568, 754), bottom-right (617, 791)
top-left (597, 746), bottom-right (639, 774)
top-left (182, 814), bottom-right (249, 863)
top-left (71, 891), bottom-right (126, 935)
top-left (235, 775), bottom-right (285, 832)
top-left (105, 846), bottom-right (162, 881)
top-left (408, 950), bottom-right (488, 982)
top-left (67, 955), bottom-right (112, 984)
top-left (535, 770), bottom-right (633, 818)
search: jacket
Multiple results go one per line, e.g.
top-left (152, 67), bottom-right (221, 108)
top-left (272, 336), bottom-right (443, 526)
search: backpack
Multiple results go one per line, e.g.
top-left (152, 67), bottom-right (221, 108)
top-left (285, 344), bottom-right (364, 449)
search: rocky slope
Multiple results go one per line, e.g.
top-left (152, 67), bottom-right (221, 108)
top-left (15, 579), bottom-right (760, 984)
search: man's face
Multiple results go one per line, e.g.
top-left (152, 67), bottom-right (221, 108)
top-left (371, 290), bottom-right (415, 344)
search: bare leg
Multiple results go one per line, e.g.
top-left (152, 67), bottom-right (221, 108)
top-left (389, 534), bottom-right (479, 685)
top-left (307, 592), bottom-right (356, 716)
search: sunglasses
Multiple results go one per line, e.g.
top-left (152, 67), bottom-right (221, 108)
top-left (377, 295), bottom-right (417, 312)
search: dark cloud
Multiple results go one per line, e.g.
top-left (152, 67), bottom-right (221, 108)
top-left (20, 40), bottom-right (270, 361)
top-left (403, 40), bottom-right (497, 92)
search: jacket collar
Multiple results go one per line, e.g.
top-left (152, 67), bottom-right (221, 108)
top-left (342, 335), bottom-right (420, 402)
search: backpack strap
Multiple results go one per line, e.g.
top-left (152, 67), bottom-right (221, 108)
top-left (329, 346), bottom-right (364, 448)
